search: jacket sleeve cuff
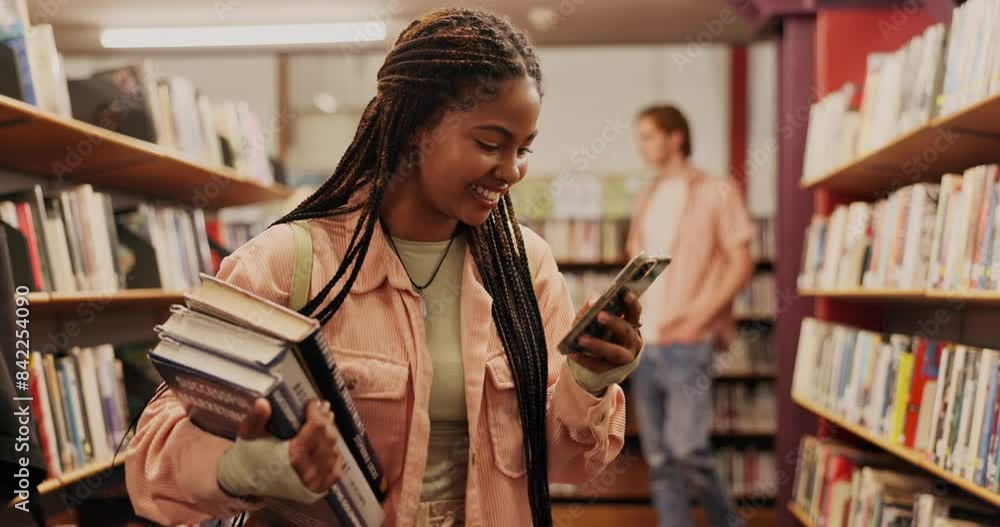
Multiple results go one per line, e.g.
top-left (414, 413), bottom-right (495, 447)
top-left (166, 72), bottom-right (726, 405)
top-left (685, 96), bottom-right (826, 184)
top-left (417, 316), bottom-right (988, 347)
top-left (179, 425), bottom-right (269, 517)
top-left (551, 360), bottom-right (625, 435)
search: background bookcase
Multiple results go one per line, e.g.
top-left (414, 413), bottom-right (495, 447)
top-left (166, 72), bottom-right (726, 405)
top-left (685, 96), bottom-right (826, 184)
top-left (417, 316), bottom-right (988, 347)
top-left (512, 173), bottom-right (780, 524)
top-left (0, 83), bottom-right (289, 525)
top-left (778, 2), bottom-right (1000, 526)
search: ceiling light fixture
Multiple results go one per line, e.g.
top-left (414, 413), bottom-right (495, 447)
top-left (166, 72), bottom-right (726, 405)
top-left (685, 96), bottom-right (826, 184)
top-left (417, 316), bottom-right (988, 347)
top-left (100, 22), bottom-right (386, 49)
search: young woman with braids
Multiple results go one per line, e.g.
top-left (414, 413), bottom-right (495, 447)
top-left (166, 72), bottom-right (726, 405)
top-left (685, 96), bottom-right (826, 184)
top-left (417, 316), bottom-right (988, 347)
top-left (125, 8), bottom-right (643, 527)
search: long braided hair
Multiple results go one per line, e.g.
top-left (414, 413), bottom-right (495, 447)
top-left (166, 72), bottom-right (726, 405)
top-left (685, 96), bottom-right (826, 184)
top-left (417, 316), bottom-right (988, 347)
top-left (275, 8), bottom-right (552, 525)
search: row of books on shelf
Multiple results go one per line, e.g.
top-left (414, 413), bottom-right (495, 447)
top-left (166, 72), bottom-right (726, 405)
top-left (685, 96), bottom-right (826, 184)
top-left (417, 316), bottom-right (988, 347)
top-left (733, 272), bottom-right (776, 318)
top-left (802, 0), bottom-right (1000, 182)
top-left (715, 447), bottom-right (776, 499)
top-left (713, 382), bottom-right (776, 434)
top-left (27, 346), bottom-right (130, 478)
top-left (798, 165), bottom-right (1000, 293)
top-left (526, 218), bottom-right (629, 265)
top-left (793, 317), bottom-right (1000, 492)
top-left (0, 183), bottom-right (260, 294)
top-left (750, 217), bottom-right (776, 262)
top-left (0, 2), bottom-right (276, 185)
top-left (792, 435), bottom-right (997, 527)
top-left (714, 337), bottom-right (776, 376)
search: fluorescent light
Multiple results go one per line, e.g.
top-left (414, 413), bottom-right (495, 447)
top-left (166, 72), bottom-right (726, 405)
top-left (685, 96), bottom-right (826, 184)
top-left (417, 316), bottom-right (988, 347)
top-left (100, 22), bottom-right (385, 49)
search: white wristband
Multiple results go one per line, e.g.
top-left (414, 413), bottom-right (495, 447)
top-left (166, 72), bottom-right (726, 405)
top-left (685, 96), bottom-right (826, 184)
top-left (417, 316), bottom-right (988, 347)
top-left (217, 436), bottom-right (327, 505)
top-left (567, 346), bottom-right (644, 396)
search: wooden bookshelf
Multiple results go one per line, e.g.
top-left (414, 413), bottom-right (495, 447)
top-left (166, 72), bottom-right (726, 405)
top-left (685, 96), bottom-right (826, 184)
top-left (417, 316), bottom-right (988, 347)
top-left (792, 394), bottom-right (1000, 508)
top-left (788, 501), bottom-right (815, 527)
top-left (26, 288), bottom-right (183, 315)
top-left (0, 94), bottom-right (291, 209)
top-left (6, 457), bottom-right (126, 508)
top-left (799, 287), bottom-right (1000, 305)
top-left (800, 92), bottom-right (1000, 196)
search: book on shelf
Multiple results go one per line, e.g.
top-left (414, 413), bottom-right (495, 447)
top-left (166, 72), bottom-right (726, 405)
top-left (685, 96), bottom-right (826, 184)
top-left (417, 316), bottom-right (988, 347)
top-left (792, 435), bottom-right (998, 527)
top-left (715, 447), bottom-right (776, 498)
top-left (26, 345), bottom-right (131, 478)
top-left (798, 0), bottom-right (1000, 185)
top-left (798, 164), bottom-right (1000, 294)
top-left (148, 273), bottom-right (386, 526)
top-left (713, 382), bottom-right (776, 434)
top-left (733, 272), bottom-right (776, 318)
top-left (0, 182), bottom-right (251, 294)
top-left (793, 317), bottom-right (1000, 492)
top-left (713, 332), bottom-right (776, 375)
top-left (938, 0), bottom-right (1000, 117)
top-left (750, 217), bottom-right (776, 262)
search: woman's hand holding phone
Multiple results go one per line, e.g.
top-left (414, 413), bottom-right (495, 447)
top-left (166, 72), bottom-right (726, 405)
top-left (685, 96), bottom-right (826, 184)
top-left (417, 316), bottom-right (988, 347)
top-left (568, 291), bottom-right (643, 373)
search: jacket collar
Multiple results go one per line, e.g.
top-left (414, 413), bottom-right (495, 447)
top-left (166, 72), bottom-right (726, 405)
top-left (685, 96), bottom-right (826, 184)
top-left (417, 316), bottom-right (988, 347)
top-left (347, 216), bottom-right (420, 294)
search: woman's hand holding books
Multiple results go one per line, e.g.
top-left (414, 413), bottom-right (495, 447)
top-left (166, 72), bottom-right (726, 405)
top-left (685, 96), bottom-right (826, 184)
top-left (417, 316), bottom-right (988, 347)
top-left (216, 398), bottom-right (344, 504)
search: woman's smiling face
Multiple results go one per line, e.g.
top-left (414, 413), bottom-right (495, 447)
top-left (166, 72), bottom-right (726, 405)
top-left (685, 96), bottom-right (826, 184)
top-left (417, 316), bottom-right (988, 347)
top-left (407, 75), bottom-right (541, 227)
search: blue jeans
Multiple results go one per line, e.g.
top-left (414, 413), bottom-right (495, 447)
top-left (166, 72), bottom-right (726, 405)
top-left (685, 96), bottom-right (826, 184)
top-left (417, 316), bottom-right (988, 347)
top-left (631, 343), bottom-right (743, 527)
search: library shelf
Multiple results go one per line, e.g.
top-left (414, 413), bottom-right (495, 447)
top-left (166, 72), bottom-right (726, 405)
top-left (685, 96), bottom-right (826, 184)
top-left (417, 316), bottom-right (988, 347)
top-left (7, 456), bottom-right (126, 508)
top-left (714, 370), bottom-right (777, 381)
top-left (799, 288), bottom-right (1000, 305)
top-left (792, 394), bottom-right (1000, 508)
top-left (556, 260), bottom-right (628, 272)
top-left (0, 94), bottom-right (291, 209)
top-left (799, 92), bottom-right (1000, 196)
top-left (26, 288), bottom-right (184, 315)
top-left (788, 501), bottom-right (815, 527)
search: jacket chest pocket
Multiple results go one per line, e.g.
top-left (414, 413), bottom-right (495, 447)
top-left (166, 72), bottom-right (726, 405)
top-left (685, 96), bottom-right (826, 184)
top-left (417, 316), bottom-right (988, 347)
top-left (335, 350), bottom-right (411, 486)
top-left (484, 354), bottom-right (527, 478)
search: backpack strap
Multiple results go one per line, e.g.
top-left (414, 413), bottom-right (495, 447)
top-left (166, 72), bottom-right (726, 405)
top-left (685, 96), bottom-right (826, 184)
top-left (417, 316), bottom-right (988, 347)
top-left (288, 220), bottom-right (313, 311)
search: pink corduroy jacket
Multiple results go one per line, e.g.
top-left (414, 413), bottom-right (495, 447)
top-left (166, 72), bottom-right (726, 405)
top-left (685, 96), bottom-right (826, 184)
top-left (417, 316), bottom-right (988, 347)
top-left (125, 211), bottom-right (627, 527)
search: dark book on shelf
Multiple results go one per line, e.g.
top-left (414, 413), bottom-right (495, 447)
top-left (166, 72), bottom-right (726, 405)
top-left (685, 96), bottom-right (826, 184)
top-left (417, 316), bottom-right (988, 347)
top-left (67, 74), bottom-right (158, 143)
top-left (149, 274), bottom-right (387, 526)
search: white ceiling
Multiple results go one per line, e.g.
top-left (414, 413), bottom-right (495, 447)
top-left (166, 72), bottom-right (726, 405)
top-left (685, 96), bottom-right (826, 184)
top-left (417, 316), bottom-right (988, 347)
top-left (30, 0), bottom-right (760, 53)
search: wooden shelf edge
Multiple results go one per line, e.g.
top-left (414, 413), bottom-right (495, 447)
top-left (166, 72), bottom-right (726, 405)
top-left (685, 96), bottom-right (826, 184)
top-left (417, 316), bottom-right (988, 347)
top-left (788, 501), bottom-right (815, 527)
top-left (799, 92), bottom-right (1000, 193)
top-left (7, 457), bottom-right (126, 508)
top-left (792, 394), bottom-right (1000, 507)
top-left (798, 288), bottom-right (1000, 303)
top-left (0, 94), bottom-right (292, 208)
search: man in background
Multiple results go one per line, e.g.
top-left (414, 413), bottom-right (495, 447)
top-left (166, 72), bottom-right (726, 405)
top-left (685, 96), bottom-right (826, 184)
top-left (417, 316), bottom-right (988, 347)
top-left (627, 104), bottom-right (754, 527)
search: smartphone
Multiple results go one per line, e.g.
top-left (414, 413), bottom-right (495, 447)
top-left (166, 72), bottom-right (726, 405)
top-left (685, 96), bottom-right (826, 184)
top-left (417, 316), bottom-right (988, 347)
top-left (558, 251), bottom-right (671, 356)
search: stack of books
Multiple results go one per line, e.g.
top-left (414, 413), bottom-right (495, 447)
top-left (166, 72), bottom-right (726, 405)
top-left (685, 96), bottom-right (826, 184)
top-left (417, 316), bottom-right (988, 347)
top-left (149, 274), bottom-right (387, 526)
top-left (793, 317), bottom-right (1000, 492)
top-left (798, 164), bottom-right (1000, 293)
top-left (793, 435), bottom-right (997, 527)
